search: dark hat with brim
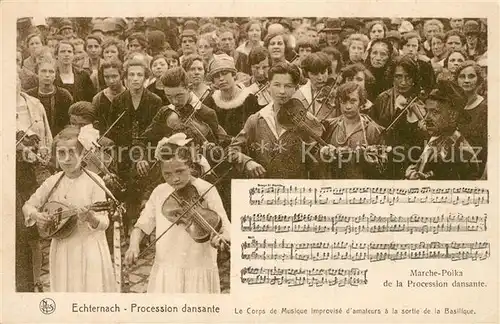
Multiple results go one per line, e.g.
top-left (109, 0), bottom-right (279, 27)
top-left (386, 30), bottom-right (402, 41)
top-left (427, 80), bottom-right (467, 112)
top-left (321, 18), bottom-right (342, 33)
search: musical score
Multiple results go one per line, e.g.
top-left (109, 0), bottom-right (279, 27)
top-left (241, 238), bottom-right (490, 262)
top-left (240, 213), bottom-right (487, 234)
top-left (249, 185), bottom-right (489, 206)
top-left (240, 266), bottom-right (368, 287)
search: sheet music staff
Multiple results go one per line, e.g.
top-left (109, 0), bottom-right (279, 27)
top-left (240, 212), bottom-right (488, 233)
top-left (249, 184), bottom-right (489, 206)
top-left (15, 15), bottom-right (489, 293)
top-left (240, 238), bottom-right (490, 262)
top-left (240, 266), bottom-right (369, 287)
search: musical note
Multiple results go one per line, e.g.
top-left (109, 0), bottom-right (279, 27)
top-left (248, 185), bottom-right (489, 207)
top-left (240, 237), bottom-right (490, 263)
top-left (240, 212), bottom-right (487, 234)
top-left (240, 266), bottom-right (368, 287)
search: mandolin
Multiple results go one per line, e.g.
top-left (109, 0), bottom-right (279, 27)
top-left (38, 201), bottom-right (113, 239)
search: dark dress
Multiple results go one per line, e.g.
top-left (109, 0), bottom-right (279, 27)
top-left (92, 90), bottom-right (118, 134)
top-left (321, 114), bottom-right (386, 179)
top-left (458, 97), bottom-right (488, 175)
top-left (367, 65), bottom-right (393, 103)
top-left (146, 82), bottom-right (170, 106)
top-left (26, 86), bottom-right (73, 136)
top-left (55, 67), bottom-right (96, 103)
top-left (204, 89), bottom-right (260, 137)
top-left (107, 89), bottom-right (162, 232)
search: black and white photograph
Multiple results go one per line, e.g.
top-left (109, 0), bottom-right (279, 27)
top-left (14, 14), bottom-right (489, 295)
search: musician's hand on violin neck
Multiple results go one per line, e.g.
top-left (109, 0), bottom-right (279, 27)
top-left (136, 160), bottom-right (150, 177)
top-left (245, 160), bottom-right (266, 178)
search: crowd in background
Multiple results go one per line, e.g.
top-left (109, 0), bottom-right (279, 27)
top-left (15, 16), bottom-right (488, 293)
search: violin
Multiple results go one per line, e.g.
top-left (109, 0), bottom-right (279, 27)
top-left (164, 89), bottom-right (214, 145)
top-left (161, 183), bottom-right (225, 244)
top-left (383, 90), bottom-right (427, 136)
top-left (254, 82), bottom-right (270, 96)
top-left (78, 125), bottom-right (126, 194)
top-left (394, 93), bottom-right (426, 124)
top-left (279, 98), bottom-right (392, 174)
top-left (277, 97), bottom-right (328, 146)
top-left (16, 130), bottom-right (50, 165)
top-left (251, 81), bottom-right (272, 107)
top-left (320, 144), bottom-right (393, 174)
top-left (81, 149), bottom-right (126, 194)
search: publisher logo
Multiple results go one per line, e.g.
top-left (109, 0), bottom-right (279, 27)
top-left (40, 298), bottom-right (56, 315)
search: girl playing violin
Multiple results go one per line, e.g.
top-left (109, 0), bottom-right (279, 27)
top-left (22, 125), bottom-right (116, 292)
top-left (321, 81), bottom-right (386, 179)
top-left (125, 133), bottom-right (230, 294)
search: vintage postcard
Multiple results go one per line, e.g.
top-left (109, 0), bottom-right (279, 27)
top-left (1, 0), bottom-right (498, 323)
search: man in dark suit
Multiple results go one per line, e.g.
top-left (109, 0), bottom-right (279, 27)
top-left (406, 80), bottom-right (482, 180)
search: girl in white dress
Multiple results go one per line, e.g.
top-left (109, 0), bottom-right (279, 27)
top-left (125, 133), bottom-right (231, 293)
top-left (23, 126), bottom-right (116, 292)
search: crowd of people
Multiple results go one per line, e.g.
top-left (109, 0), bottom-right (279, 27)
top-left (15, 16), bottom-right (488, 294)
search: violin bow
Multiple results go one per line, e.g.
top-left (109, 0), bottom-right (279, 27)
top-left (79, 111), bottom-right (128, 292)
top-left (316, 74), bottom-right (344, 123)
top-left (79, 109), bottom-right (127, 171)
top-left (254, 81), bottom-right (270, 96)
top-left (81, 167), bottom-right (127, 292)
top-left (380, 94), bottom-right (421, 137)
top-left (184, 88), bottom-right (211, 123)
top-left (135, 166), bottom-right (233, 260)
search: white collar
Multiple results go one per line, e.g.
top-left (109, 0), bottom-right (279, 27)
top-left (258, 102), bottom-right (285, 139)
top-left (464, 95), bottom-right (484, 111)
top-left (299, 79), bottom-right (313, 105)
top-left (362, 100), bottom-right (373, 111)
top-left (212, 87), bottom-right (252, 110)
